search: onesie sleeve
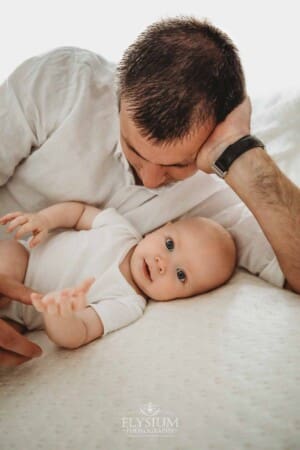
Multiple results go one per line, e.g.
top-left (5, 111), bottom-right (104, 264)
top-left (88, 295), bottom-right (146, 335)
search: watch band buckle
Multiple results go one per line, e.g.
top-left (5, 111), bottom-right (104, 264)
top-left (211, 163), bottom-right (227, 178)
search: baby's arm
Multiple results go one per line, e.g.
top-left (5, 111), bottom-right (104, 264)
top-left (31, 278), bottom-right (104, 349)
top-left (0, 202), bottom-right (101, 248)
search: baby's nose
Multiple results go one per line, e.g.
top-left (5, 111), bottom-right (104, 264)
top-left (155, 256), bottom-right (166, 274)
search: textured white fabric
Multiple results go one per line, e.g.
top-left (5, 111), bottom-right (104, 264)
top-left (0, 46), bottom-right (284, 287)
top-left (1, 270), bottom-right (300, 450)
top-left (0, 208), bottom-right (146, 334)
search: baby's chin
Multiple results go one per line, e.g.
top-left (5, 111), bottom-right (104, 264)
top-left (146, 291), bottom-right (185, 302)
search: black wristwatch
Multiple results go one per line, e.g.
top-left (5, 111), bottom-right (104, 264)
top-left (211, 134), bottom-right (265, 178)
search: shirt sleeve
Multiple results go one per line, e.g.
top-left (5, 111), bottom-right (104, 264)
top-left (88, 295), bottom-right (146, 335)
top-left (0, 57), bottom-right (38, 185)
top-left (185, 180), bottom-right (285, 288)
top-left (0, 47), bottom-right (93, 187)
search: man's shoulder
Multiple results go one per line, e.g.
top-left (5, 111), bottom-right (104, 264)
top-left (9, 46), bottom-right (117, 90)
top-left (39, 46), bottom-right (114, 67)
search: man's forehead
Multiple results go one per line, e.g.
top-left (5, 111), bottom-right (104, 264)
top-left (121, 132), bottom-right (198, 167)
top-left (120, 103), bottom-right (213, 166)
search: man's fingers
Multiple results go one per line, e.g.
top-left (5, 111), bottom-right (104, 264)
top-left (0, 349), bottom-right (32, 368)
top-left (0, 296), bottom-right (12, 308)
top-left (0, 275), bottom-right (36, 306)
top-left (31, 293), bottom-right (45, 312)
top-left (0, 318), bottom-right (42, 359)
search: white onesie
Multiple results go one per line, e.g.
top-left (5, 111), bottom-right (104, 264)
top-left (0, 208), bottom-right (147, 335)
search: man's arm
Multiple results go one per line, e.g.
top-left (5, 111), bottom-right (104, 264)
top-left (197, 97), bottom-right (300, 293)
top-left (226, 147), bottom-right (300, 293)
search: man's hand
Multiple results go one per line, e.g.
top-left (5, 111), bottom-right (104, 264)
top-left (0, 274), bottom-right (38, 306)
top-left (0, 211), bottom-right (51, 248)
top-left (0, 318), bottom-right (42, 367)
top-left (31, 278), bottom-right (95, 317)
top-left (196, 96), bottom-right (251, 173)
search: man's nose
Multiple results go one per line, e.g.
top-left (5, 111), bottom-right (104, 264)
top-left (155, 255), bottom-right (166, 274)
top-left (140, 163), bottom-right (168, 188)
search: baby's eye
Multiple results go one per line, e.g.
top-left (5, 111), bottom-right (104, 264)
top-left (165, 237), bottom-right (174, 251)
top-left (176, 268), bottom-right (186, 283)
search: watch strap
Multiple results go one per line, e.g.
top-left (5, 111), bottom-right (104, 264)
top-left (212, 135), bottom-right (265, 178)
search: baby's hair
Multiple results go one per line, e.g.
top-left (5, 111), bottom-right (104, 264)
top-left (177, 215), bottom-right (237, 292)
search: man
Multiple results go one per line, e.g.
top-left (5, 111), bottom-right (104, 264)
top-left (0, 17), bottom-right (299, 367)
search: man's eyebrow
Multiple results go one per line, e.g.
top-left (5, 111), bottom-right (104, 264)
top-left (121, 134), bottom-right (196, 167)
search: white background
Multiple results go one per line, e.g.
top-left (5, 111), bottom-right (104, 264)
top-left (1, 0), bottom-right (299, 98)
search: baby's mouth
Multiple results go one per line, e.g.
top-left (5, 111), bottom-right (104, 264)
top-left (143, 259), bottom-right (152, 281)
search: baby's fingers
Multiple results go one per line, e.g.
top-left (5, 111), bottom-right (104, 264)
top-left (31, 293), bottom-right (45, 312)
top-left (14, 222), bottom-right (38, 239)
top-left (6, 215), bottom-right (29, 233)
top-left (74, 277), bottom-right (96, 295)
top-left (28, 231), bottom-right (47, 248)
top-left (31, 292), bottom-right (58, 315)
top-left (72, 292), bottom-right (87, 312)
top-left (58, 291), bottom-right (86, 316)
top-left (59, 292), bottom-right (74, 317)
top-left (0, 211), bottom-right (23, 225)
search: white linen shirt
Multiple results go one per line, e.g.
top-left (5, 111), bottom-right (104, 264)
top-left (0, 47), bottom-right (285, 287)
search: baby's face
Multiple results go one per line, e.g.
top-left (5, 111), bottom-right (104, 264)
top-left (130, 218), bottom-right (235, 301)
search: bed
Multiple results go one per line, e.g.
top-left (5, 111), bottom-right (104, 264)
top-left (1, 90), bottom-right (300, 450)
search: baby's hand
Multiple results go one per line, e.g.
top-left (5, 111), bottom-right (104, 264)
top-left (0, 211), bottom-right (50, 248)
top-left (31, 278), bottom-right (95, 317)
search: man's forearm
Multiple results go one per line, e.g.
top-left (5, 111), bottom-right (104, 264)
top-left (38, 202), bottom-right (85, 231)
top-left (226, 147), bottom-right (300, 292)
top-left (42, 313), bottom-right (88, 349)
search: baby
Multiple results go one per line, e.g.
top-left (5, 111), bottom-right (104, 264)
top-left (0, 202), bottom-right (236, 349)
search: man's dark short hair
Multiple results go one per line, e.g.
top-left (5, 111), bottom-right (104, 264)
top-left (117, 16), bottom-right (246, 143)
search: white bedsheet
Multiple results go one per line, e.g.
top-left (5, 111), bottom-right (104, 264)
top-left (1, 90), bottom-right (300, 450)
